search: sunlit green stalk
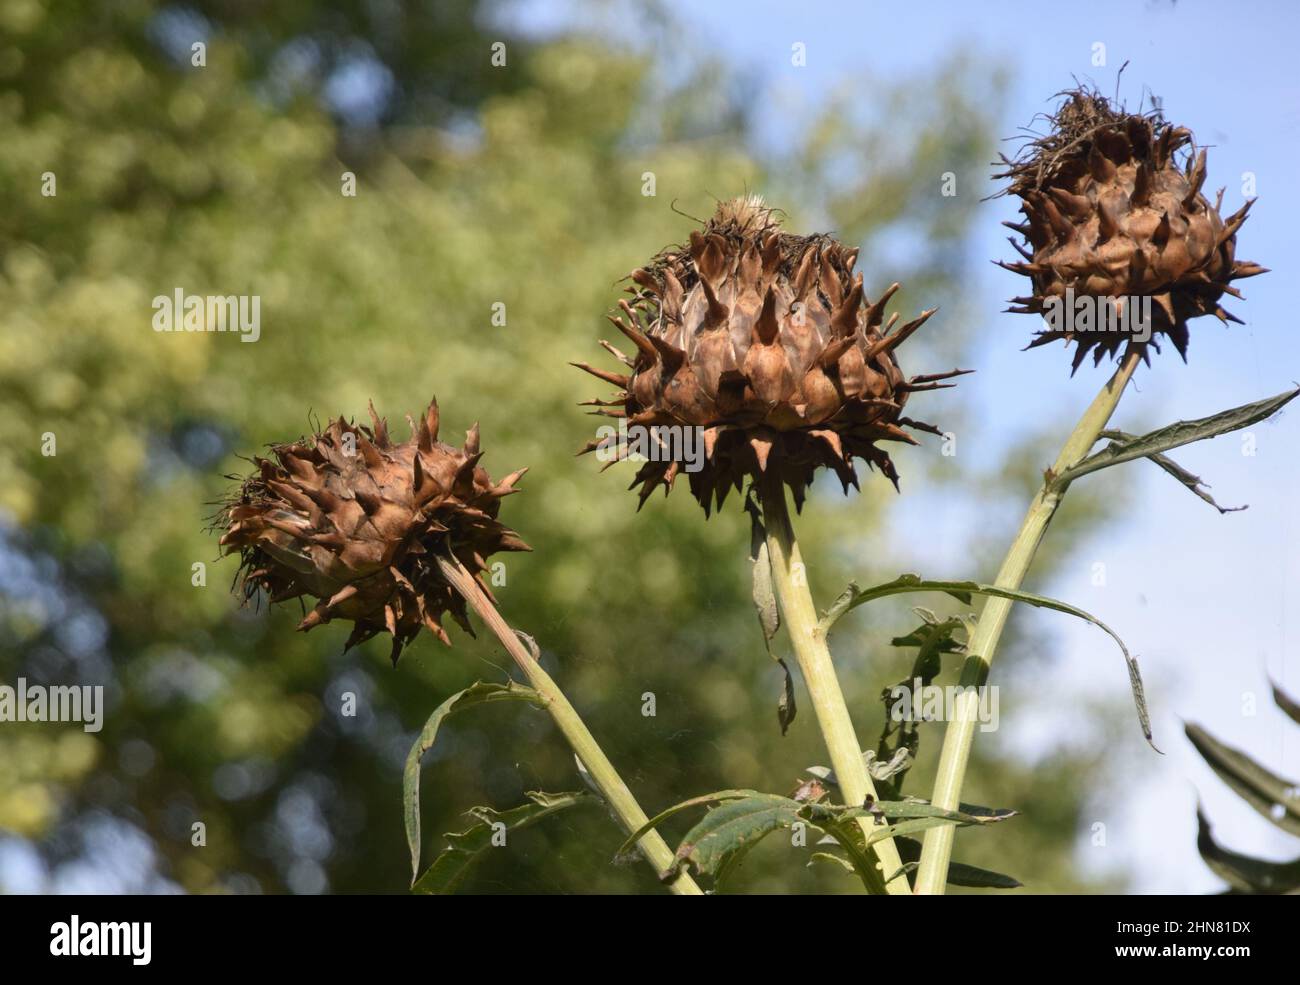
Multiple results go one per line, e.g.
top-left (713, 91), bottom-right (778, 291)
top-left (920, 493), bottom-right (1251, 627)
top-left (436, 554), bottom-right (704, 896)
top-left (759, 473), bottom-right (911, 895)
top-left (914, 346), bottom-right (1142, 895)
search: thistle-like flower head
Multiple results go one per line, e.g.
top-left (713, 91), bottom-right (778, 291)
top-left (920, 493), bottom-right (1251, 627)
top-left (576, 198), bottom-right (964, 514)
top-left (216, 398), bottom-right (528, 663)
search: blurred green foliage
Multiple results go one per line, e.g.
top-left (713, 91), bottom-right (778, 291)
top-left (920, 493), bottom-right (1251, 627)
top-left (0, 0), bottom-right (1125, 892)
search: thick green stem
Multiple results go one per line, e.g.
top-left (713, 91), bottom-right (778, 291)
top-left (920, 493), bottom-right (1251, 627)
top-left (436, 555), bottom-right (704, 896)
top-left (914, 347), bottom-right (1142, 895)
top-left (758, 475), bottom-right (911, 895)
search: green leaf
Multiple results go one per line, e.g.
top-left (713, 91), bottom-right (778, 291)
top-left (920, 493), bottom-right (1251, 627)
top-left (1061, 386), bottom-right (1300, 483)
top-left (802, 799), bottom-right (1015, 887)
top-left (1272, 680), bottom-right (1300, 727)
top-left (676, 797), bottom-right (963, 889)
top-left (672, 793), bottom-right (802, 884)
top-left (891, 613), bottom-right (967, 685)
top-left (849, 800), bottom-right (1018, 824)
top-left (803, 799), bottom-right (1017, 831)
top-left (954, 802), bottom-right (1021, 820)
top-left (1093, 430), bottom-right (1245, 514)
top-left (944, 861), bottom-right (1022, 890)
top-left (1196, 808), bottom-right (1300, 894)
top-left (838, 812), bottom-right (1001, 850)
top-left (403, 680), bottom-right (544, 884)
top-left (614, 789), bottom-right (759, 859)
top-left (412, 791), bottom-right (593, 894)
top-left (822, 574), bottom-right (1154, 746)
top-left (809, 811), bottom-right (897, 889)
top-left (895, 837), bottom-right (1023, 889)
top-left (890, 617), bottom-right (967, 658)
top-left (1186, 723), bottom-right (1300, 836)
top-left (620, 789), bottom-right (1014, 890)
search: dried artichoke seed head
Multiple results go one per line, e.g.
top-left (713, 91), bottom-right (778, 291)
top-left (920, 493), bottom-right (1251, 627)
top-left (217, 397), bottom-right (529, 664)
top-left (996, 88), bottom-right (1265, 372)
top-left (575, 196), bottom-right (966, 514)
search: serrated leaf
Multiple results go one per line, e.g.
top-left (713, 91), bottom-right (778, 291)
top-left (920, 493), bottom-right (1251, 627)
top-left (672, 793), bottom-right (802, 884)
top-left (403, 680), bottom-right (544, 883)
top-left (1196, 808), bottom-right (1300, 894)
top-left (800, 798), bottom-right (1014, 883)
top-left (411, 790), bottom-right (593, 894)
top-left (1094, 430), bottom-right (1245, 513)
top-left (614, 789), bottom-right (759, 859)
top-left (1272, 680), bottom-right (1300, 727)
top-left (628, 789), bottom-right (1014, 891)
top-left (822, 574), bottom-right (1154, 746)
top-left (1186, 722), bottom-right (1300, 836)
top-left (620, 790), bottom-right (876, 889)
top-left (1061, 386), bottom-right (1300, 483)
top-left (806, 814), bottom-right (884, 888)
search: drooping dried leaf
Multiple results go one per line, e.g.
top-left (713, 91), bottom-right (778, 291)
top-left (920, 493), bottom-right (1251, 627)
top-left (1093, 430), bottom-right (1245, 513)
top-left (1063, 387), bottom-right (1300, 482)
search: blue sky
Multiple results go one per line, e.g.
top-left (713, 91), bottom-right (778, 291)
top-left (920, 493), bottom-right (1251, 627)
top-left (518, 0), bottom-right (1300, 891)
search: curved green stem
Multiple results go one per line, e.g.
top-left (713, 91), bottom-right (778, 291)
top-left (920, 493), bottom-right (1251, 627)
top-left (914, 346), bottom-right (1142, 895)
top-left (758, 474), bottom-right (911, 895)
top-left (437, 554), bottom-right (704, 896)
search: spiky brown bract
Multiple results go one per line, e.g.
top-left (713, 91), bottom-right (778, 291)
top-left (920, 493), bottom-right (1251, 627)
top-left (997, 88), bottom-right (1266, 372)
top-left (216, 398), bottom-right (529, 664)
top-left (576, 197), bottom-right (965, 514)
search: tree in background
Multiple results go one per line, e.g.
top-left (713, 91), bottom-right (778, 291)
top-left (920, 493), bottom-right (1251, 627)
top-left (0, 0), bottom-right (1121, 892)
